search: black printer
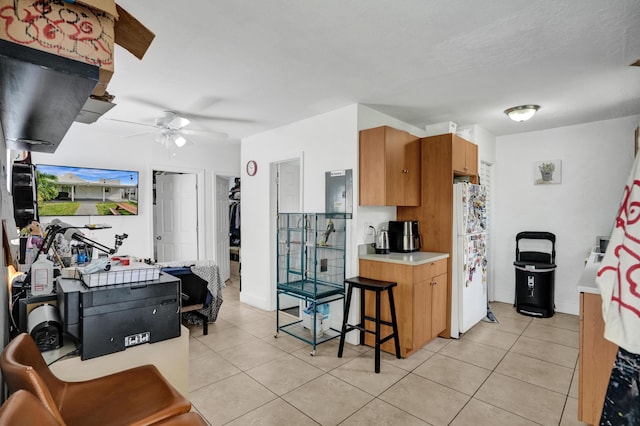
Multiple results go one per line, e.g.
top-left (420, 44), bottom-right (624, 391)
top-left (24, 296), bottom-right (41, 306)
top-left (57, 273), bottom-right (181, 360)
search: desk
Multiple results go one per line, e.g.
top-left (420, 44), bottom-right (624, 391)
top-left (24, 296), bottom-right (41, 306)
top-left (45, 326), bottom-right (190, 398)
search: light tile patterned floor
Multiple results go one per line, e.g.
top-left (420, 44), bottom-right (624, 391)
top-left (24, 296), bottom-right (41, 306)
top-left (187, 264), bottom-right (587, 425)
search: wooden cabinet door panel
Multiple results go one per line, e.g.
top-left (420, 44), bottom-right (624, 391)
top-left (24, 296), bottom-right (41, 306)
top-left (452, 135), bottom-right (467, 174)
top-left (579, 292), bottom-right (618, 424)
top-left (359, 127), bottom-right (387, 206)
top-left (413, 280), bottom-right (432, 350)
top-left (403, 139), bottom-right (421, 205)
top-left (465, 141), bottom-right (478, 176)
top-left (384, 128), bottom-right (406, 206)
top-left (431, 273), bottom-right (448, 337)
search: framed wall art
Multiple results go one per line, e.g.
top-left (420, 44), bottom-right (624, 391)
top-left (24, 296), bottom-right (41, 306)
top-left (534, 159), bottom-right (562, 185)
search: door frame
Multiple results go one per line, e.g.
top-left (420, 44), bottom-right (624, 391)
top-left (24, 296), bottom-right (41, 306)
top-left (269, 152), bottom-right (304, 311)
top-left (214, 174), bottom-right (238, 283)
top-left (148, 164), bottom-right (205, 261)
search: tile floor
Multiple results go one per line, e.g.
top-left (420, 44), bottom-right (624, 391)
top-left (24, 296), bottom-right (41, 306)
top-left (186, 264), bottom-right (586, 425)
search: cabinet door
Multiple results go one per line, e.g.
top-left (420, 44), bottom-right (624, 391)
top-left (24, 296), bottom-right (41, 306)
top-left (452, 135), bottom-right (478, 176)
top-left (359, 127), bottom-right (387, 206)
top-left (412, 280), bottom-right (432, 350)
top-left (385, 128), bottom-right (407, 206)
top-left (452, 136), bottom-right (468, 175)
top-left (465, 141), bottom-right (478, 177)
top-left (579, 292), bottom-right (618, 424)
top-left (402, 139), bottom-right (421, 206)
top-left (430, 273), bottom-right (448, 338)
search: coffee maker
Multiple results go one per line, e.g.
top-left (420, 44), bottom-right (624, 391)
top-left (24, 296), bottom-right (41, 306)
top-left (388, 221), bottom-right (421, 252)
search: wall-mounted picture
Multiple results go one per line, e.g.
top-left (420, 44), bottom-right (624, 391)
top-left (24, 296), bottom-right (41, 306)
top-left (534, 159), bottom-right (562, 185)
top-left (36, 164), bottom-right (139, 216)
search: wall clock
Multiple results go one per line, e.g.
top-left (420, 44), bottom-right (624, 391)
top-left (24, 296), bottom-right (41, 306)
top-left (246, 160), bottom-right (258, 176)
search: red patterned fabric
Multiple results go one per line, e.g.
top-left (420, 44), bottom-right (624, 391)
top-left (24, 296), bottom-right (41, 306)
top-left (597, 153), bottom-right (640, 354)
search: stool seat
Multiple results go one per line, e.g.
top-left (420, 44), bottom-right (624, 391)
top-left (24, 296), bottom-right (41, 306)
top-left (344, 276), bottom-right (397, 291)
top-left (338, 276), bottom-right (401, 373)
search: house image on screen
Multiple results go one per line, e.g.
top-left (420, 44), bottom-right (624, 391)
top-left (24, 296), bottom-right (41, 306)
top-left (57, 173), bottom-right (138, 203)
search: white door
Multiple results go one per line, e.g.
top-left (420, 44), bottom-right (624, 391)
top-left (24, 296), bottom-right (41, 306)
top-left (155, 173), bottom-right (199, 262)
top-left (278, 161), bottom-right (300, 212)
top-left (277, 160), bottom-right (301, 309)
top-left (216, 176), bottom-right (230, 282)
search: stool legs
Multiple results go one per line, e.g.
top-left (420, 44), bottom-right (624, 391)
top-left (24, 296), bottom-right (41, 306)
top-left (387, 287), bottom-right (401, 359)
top-left (337, 284), bottom-right (353, 358)
top-left (374, 289), bottom-right (381, 373)
top-left (339, 277), bottom-right (401, 373)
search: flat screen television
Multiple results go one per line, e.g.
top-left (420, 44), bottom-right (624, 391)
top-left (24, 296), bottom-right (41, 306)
top-left (35, 164), bottom-right (139, 216)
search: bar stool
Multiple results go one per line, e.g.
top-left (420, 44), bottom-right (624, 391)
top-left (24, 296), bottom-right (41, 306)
top-left (338, 276), bottom-right (401, 373)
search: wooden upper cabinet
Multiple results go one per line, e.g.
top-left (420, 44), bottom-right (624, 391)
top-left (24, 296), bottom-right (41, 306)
top-left (359, 126), bottom-right (420, 206)
top-left (452, 134), bottom-right (478, 176)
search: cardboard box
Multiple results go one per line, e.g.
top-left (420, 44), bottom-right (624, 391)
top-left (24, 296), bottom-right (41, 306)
top-left (424, 121), bottom-right (457, 137)
top-left (0, 0), bottom-right (154, 96)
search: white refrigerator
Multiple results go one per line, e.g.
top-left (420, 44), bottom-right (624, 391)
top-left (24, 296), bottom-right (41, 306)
top-left (451, 183), bottom-right (488, 338)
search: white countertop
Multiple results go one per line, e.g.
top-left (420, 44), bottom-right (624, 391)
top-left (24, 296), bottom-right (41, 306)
top-left (578, 251), bottom-right (604, 294)
top-left (359, 251), bottom-right (449, 266)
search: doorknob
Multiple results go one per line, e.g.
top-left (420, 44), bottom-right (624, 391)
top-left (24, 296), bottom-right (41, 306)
top-left (156, 236), bottom-right (162, 240)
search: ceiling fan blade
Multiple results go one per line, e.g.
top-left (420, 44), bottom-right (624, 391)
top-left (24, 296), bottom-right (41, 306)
top-left (177, 111), bottom-right (254, 123)
top-left (107, 118), bottom-right (156, 128)
top-left (126, 96), bottom-right (173, 111)
top-left (180, 129), bottom-right (228, 139)
top-left (190, 96), bottom-right (221, 112)
top-left (122, 131), bottom-right (155, 138)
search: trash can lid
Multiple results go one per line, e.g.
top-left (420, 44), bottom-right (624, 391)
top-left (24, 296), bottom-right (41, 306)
top-left (514, 260), bottom-right (556, 269)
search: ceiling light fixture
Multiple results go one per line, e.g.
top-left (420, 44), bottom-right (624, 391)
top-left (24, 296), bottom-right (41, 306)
top-left (173, 135), bottom-right (187, 147)
top-left (504, 104), bottom-right (540, 122)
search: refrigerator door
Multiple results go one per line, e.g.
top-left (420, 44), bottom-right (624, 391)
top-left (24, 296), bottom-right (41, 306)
top-left (455, 183), bottom-right (487, 235)
top-left (452, 183), bottom-right (488, 338)
top-left (459, 233), bottom-right (487, 333)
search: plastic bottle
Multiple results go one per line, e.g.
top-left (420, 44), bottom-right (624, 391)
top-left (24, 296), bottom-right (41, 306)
top-left (30, 257), bottom-right (54, 296)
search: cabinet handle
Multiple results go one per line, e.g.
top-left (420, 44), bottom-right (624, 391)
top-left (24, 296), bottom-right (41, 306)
top-left (402, 169), bottom-right (408, 173)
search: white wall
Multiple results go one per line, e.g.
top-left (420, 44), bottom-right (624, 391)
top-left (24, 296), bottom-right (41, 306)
top-left (240, 105), bottom-right (359, 311)
top-left (30, 122), bottom-right (240, 262)
top-left (494, 115), bottom-right (639, 315)
top-left (239, 104), bottom-right (429, 310)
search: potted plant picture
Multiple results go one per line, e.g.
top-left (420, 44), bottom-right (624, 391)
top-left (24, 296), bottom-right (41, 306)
top-left (534, 160), bottom-right (562, 185)
top-left (539, 162), bottom-right (555, 181)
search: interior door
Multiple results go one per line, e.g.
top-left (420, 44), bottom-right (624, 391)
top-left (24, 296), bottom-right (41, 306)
top-left (216, 176), bottom-right (230, 282)
top-left (155, 173), bottom-right (198, 262)
top-left (277, 160), bottom-right (300, 309)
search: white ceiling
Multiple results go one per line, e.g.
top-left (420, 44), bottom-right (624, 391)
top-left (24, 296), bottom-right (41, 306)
top-left (101, 0), bottom-right (640, 144)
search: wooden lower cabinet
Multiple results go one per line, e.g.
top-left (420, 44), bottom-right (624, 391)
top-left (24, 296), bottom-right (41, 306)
top-left (579, 292), bottom-right (618, 425)
top-left (359, 258), bottom-right (448, 358)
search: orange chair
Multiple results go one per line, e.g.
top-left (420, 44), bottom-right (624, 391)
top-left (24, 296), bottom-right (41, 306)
top-left (0, 390), bottom-right (58, 426)
top-left (0, 333), bottom-right (192, 426)
top-left (0, 389), bottom-right (208, 426)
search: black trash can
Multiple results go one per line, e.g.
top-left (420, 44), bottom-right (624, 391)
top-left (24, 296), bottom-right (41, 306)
top-left (514, 231), bottom-right (556, 318)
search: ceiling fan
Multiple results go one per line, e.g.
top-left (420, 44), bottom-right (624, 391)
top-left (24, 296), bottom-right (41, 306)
top-left (113, 110), bottom-right (229, 149)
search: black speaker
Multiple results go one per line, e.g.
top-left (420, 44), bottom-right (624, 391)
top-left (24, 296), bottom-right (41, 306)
top-left (11, 163), bottom-right (38, 229)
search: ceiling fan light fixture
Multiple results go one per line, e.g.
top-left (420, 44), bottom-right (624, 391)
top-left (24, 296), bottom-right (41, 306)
top-left (170, 116), bottom-right (190, 129)
top-left (504, 104), bottom-right (540, 122)
top-left (173, 135), bottom-right (187, 147)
